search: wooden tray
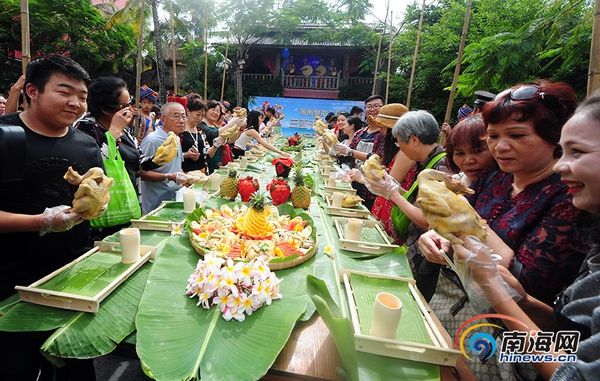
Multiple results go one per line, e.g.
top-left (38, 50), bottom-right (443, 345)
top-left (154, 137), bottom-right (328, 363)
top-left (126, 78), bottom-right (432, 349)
top-left (333, 217), bottom-right (398, 255)
top-left (131, 201), bottom-right (187, 231)
top-left (319, 183), bottom-right (356, 196)
top-left (342, 271), bottom-right (460, 366)
top-left (323, 194), bottom-right (371, 219)
top-left (15, 241), bottom-right (155, 313)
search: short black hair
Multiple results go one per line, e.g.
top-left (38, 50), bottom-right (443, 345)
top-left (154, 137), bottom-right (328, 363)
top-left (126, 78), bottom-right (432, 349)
top-left (350, 106), bottom-right (363, 115)
top-left (25, 54), bottom-right (90, 103)
top-left (266, 106), bottom-right (276, 115)
top-left (325, 112), bottom-right (335, 122)
top-left (187, 96), bottom-right (206, 112)
top-left (87, 76), bottom-right (127, 118)
top-left (364, 94), bottom-right (383, 104)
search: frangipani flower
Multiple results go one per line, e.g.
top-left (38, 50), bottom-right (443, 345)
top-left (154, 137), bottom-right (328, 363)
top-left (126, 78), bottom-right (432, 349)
top-left (324, 244), bottom-right (333, 256)
top-left (171, 223), bottom-right (183, 235)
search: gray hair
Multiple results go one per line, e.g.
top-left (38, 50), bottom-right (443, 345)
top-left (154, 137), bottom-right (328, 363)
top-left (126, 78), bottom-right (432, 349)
top-left (160, 101), bottom-right (184, 116)
top-left (392, 110), bottom-right (440, 145)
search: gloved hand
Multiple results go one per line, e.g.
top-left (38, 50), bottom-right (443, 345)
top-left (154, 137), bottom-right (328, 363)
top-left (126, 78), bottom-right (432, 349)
top-left (333, 143), bottom-right (352, 156)
top-left (175, 172), bottom-right (188, 185)
top-left (346, 168), bottom-right (365, 183)
top-left (212, 136), bottom-right (225, 148)
top-left (417, 229), bottom-right (453, 265)
top-left (363, 172), bottom-right (400, 199)
top-left (453, 236), bottom-right (521, 312)
top-left (327, 146), bottom-right (337, 157)
top-left (39, 205), bottom-right (83, 236)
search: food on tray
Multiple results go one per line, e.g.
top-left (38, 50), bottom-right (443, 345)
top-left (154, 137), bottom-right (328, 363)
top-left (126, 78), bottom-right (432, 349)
top-left (416, 169), bottom-right (487, 244)
top-left (153, 131), bottom-right (179, 165)
top-left (188, 196), bottom-right (314, 263)
top-left (64, 166), bottom-right (113, 220)
top-left (238, 176), bottom-right (260, 202)
top-left (290, 165), bottom-right (311, 209)
top-left (361, 154), bottom-right (386, 181)
top-left (341, 193), bottom-right (363, 208)
top-left (186, 170), bottom-right (209, 184)
top-left (220, 170), bottom-right (239, 200)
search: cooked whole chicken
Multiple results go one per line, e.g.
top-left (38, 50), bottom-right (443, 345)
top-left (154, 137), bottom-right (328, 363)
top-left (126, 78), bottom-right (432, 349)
top-left (152, 131), bottom-right (179, 165)
top-left (220, 123), bottom-right (240, 140)
top-left (323, 130), bottom-right (338, 146)
top-left (416, 169), bottom-right (487, 244)
top-left (341, 193), bottom-right (363, 208)
top-left (361, 154), bottom-right (386, 181)
top-left (233, 107), bottom-right (247, 118)
top-left (64, 166), bottom-right (113, 220)
top-left (313, 117), bottom-right (327, 135)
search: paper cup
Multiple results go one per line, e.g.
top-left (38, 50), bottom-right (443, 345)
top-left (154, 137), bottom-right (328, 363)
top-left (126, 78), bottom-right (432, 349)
top-left (370, 292), bottom-right (403, 339)
top-left (183, 188), bottom-right (196, 213)
top-left (208, 173), bottom-right (221, 191)
top-left (345, 218), bottom-right (363, 241)
top-left (120, 228), bottom-right (140, 264)
top-left (331, 192), bottom-right (344, 208)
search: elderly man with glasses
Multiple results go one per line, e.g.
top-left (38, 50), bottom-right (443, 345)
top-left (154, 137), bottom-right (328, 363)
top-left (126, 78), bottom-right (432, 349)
top-left (140, 102), bottom-right (189, 213)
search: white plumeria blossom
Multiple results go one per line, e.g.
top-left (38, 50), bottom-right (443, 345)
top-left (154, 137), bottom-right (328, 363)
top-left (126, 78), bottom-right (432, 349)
top-left (185, 254), bottom-right (282, 322)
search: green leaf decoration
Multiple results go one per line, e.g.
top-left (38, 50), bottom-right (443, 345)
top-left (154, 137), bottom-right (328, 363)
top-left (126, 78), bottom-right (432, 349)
top-left (0, 264), bottom-right (150, 358)
top-left (135, 234), bottom-right (315, 381)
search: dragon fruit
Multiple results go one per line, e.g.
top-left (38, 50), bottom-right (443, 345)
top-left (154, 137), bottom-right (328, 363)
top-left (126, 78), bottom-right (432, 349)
top-left (267, 178), bottom-right (291, 206)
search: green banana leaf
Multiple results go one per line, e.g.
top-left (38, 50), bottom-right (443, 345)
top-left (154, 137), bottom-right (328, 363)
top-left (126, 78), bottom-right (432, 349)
top-left (0, 263), bottom-right (151, 358)
top-left (135, 233), bottom-right (316, 381)
top-left (307, 276), bottom-right (440, 381)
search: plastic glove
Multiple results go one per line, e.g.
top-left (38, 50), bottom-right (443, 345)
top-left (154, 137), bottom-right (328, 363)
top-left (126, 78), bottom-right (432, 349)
top-left (212, 136), bottom-right (225, 148)
top-left (327, 147), bottom-right (337, 157)
top-left (333, 143), bottom-right (352, 156)
top-left (39, 205), bottom-right (83, 236)
top-left (417, 229), bottom-right (453, 266)
top-left (454, 236), bottom-right (521, 312)
top-left (363, 172), bottom-right (400, 199)
top-left (175, 172), bottom-right (188, 185)
top-left (347, 168), bottom-right (365, 183)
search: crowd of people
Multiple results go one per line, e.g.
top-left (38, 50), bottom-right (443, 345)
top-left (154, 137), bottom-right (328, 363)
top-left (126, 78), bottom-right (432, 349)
top-left (0, 53), bottom-right (598, 381)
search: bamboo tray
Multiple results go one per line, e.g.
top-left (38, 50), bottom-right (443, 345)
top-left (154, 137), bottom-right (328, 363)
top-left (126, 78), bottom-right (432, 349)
top-left (323, 194), bottom-right (371, 219)
top-left (15, 241), bottom-right (156, 313)
top-left (319, 183), bottom-right (356, 196)
top-left (333, 217), bottom-right (398, 255)
top-left (343, 271), bottom-right (460, 366)
top-left (131, 201), bottom-right (187, 231)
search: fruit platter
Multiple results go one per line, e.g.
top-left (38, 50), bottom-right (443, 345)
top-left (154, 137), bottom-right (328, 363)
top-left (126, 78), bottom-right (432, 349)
top-left (186, 194), bottom-right (317, 270)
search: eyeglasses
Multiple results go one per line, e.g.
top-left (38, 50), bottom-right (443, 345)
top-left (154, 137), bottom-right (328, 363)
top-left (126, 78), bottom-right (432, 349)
top-left (366, 104), bottom-right (383, 110)
top-left (110, 96), bottom-right (134, 110)
top-left (168, 114), bottom-right (188, 121)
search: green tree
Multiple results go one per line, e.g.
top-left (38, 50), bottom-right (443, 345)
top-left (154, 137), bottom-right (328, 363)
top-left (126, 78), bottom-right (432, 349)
top-left (0, 0), bottom-right (135, 92)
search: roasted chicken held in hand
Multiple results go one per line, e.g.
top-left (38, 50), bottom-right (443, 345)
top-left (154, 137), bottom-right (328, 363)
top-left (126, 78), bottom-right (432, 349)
top-left (152, 131), bottom-right (179, 165)
top-left (416, 169), bottom-right (487, 244)
top-left (361, 154), bottom-right (386, 181)
top-left (64, 166), bottom-right (113, 220)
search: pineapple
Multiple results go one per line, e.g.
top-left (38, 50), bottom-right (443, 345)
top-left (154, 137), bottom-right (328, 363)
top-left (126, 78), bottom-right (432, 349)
top-left (242, 193), bottom-right (273, 239)
top-left (290, 165), bottom-right (311, 209)
top-left (219, 169), bottom-right (239, 200)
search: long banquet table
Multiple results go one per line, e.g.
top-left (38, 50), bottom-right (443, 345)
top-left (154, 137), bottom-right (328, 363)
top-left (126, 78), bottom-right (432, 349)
top-left (0, 136), bottom-right (442, 381)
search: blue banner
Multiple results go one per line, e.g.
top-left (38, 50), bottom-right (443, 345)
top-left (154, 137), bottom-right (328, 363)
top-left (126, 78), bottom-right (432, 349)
top-left (248, 96), bottom-right (363, 136)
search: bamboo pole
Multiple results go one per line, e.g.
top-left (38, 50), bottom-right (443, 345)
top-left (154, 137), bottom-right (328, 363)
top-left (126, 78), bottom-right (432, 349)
top-left (203, 10), bottom-right (208, 100)
top-left (372, 1), bottom-right (391, 95)
top-left (406, 0), bottom-right (426, 108)
top-left (385, 11), bottom-right (393, 103)
top-left (587, 0), bottom-right (600, 95)
top-left (134, 0), bottom-right (145, 138)
top-left (20, 0), bottom-right (30, 74)
top-left (169, 0), bottom-right (177, 95)
top-left (443, 0), bottom-right (472, 124)
top-left (220, 34), bottom-right (230, 101)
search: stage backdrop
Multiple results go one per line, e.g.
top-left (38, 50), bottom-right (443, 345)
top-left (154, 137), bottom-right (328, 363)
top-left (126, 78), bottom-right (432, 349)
top-left (248, 96), bottom-right (363, 136)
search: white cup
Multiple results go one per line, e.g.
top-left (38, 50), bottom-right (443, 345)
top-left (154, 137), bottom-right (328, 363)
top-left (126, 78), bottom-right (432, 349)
top-left (345, 218), bottom-right (363, 241)
top-left (183, 188), bottom-right (196, 213)
top-left (327, 175), bottom-right (337, 187)
top-left (331, 192), bottom-right (344, 208)
top-left (370, 292), bottom-right (403, 339)
top-left (120, 228), bottom-right (140, 264)
top-left (208, 173), bottom-right (221, 191)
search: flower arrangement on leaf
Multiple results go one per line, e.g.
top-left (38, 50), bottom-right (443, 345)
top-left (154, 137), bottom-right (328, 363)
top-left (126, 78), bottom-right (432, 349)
top-left (186, 254), bottom-right (282, 321)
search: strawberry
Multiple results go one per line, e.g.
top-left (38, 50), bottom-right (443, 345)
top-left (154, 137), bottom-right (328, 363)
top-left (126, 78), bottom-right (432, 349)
top-left (238, 176), bottom-right (260, 202)
top-left (267, 177), bottom-right (291, 206)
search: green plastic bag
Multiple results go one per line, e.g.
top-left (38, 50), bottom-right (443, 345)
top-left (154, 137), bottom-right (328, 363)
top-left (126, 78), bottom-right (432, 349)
top-left (91, 132), bottom-right (141, 228)
top-left (391, 152), bottom-right (446, 240)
